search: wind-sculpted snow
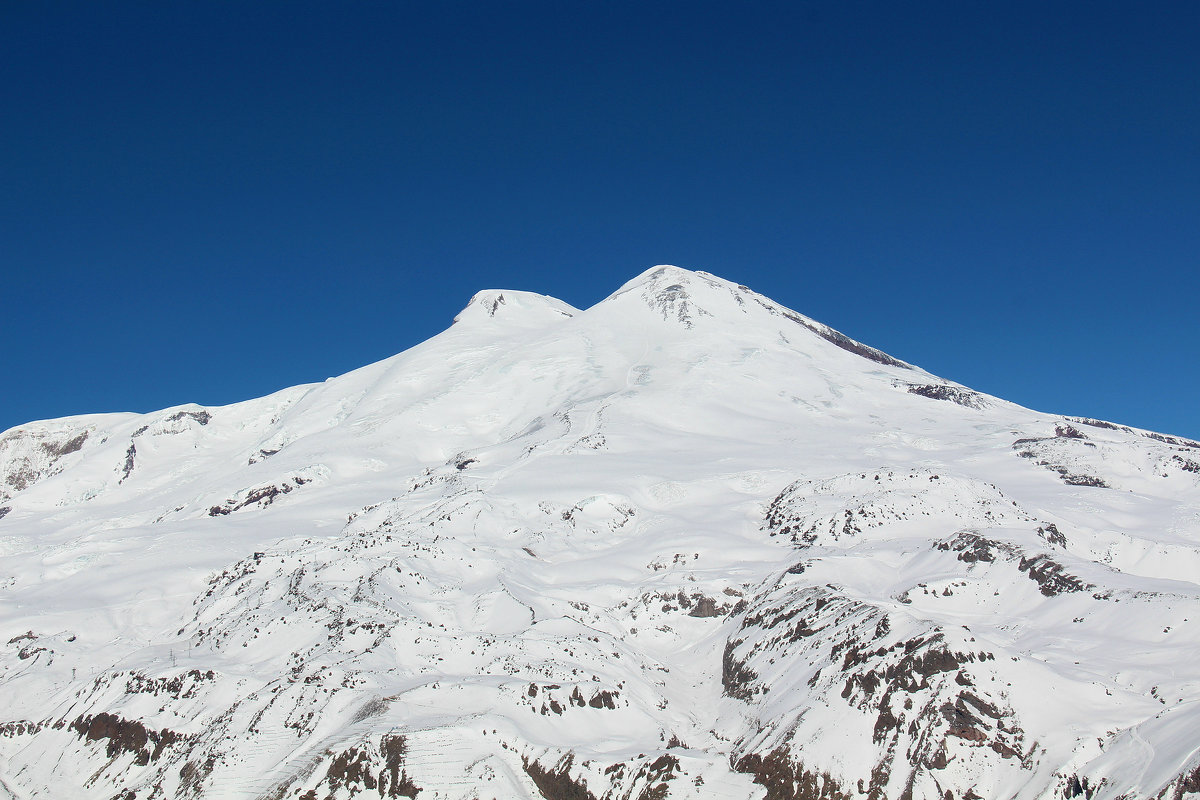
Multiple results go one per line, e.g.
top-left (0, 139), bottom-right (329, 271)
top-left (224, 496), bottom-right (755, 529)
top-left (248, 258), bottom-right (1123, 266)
top-left (1, 266), bottom-right (1199, 799)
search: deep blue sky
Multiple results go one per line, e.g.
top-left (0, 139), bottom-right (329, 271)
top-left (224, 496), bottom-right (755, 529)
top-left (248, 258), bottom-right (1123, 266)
top-left (3, 2), bottom-right (1197, 438)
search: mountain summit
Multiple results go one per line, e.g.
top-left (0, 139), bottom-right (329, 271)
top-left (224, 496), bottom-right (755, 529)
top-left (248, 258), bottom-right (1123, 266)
top-left (2, 268), bottom-right (1199, 799)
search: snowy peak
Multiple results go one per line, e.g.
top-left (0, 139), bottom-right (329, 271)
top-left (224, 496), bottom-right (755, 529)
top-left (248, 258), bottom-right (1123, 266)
top-left (452, 289), bottom-right (578, 329)
top-left (602, 265), bottom-right (740, 328)
top-left (608, 263), bottom-right (700, 295)
top-left (596, 265), bottom-right (917, 373)
top-left (2, 267), bottom-right (1200, 800)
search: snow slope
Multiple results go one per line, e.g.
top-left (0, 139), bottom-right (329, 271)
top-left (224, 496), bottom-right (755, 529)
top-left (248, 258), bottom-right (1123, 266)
top-left (1, 266), bottom-right (1198, 800)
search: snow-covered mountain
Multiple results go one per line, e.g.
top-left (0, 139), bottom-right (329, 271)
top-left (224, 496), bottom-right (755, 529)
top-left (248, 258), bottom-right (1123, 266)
top-left (2, 266), bottom-right (1199, 800)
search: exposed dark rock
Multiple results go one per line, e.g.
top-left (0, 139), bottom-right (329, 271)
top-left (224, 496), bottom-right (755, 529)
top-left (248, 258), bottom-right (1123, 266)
top-left (959, 692), bottom-right (1002, 720)
top-left (1010, 436), bottom-right (1109, 487)
top-left (588, 690), bottom-right (618, 709)
top-left (1171, 763), bottom-right (1200, 800)
top-left (1022, 456), bottom-right (1108, 488)
top-left (248, 448), bottom-right (280, 465)
top-left (39, 431), bottom-right (88, 457)
top-left (0, 506), bottom-right (10, 520)
top-left (379, 735), bottom-right (420, 798)
top-left (166, 410), bottom-right (212, 426)
top-left (872, 704), bottom-right (899, 742)
top-left (632, 754), bottom-right (679, 800)
top-left (906, 384), bottom-right (986, 409)
top-left (1062, 773), bottom-right (1095, 798)
top-left (8, 630), bottom-right (49, 661)
top-left (119, 443), bottom-right (136, 482)
top-left (643, 278), bottom-right (711, 328)
top-left (729, 580), bottom-right (1023, 796)
top-left (70, 713), bottom-right (186, 766)
top-left (1068, 417), bottom-right (1128, 432)
top-left (751, 292), bottom-right (911, 369)
top-left (689, 596), bottom-right (721, 617)
top-left (734, 748), bottom-right (853, 800)
top-left (937, 532), bottom-right (1007, 563)
top-left (317, 738), bottom-right (419, 798)
top-left (942, 527), bottom-right (1093, 596)
top-left (0, 720), bottom-right (43, 737)
top-left (1059, 472), bottom-right (1107, 488)
top-left (1144, 432), bottom-right (1200, 449)
top-left (786, 313), bottom-right (911, 369)
top-left (764, 490), bottom-right (860, 546)
top-left (947, 723), bottom-right (987, 743)
top-left (2, 428), bottom-right (91, 495)
top-left (722, 639), bottom-right (760, 700)
top-left (482, 293), bottom-right (506, 315)
top-left (523, 754), bottom-right (598, 800)
top-left (1054, 424), bottom-right (1086, 439)
top-left (208, 477), bottom-right (312, 516)
top-left (1017, 556), bottom-right (1092, 596)
top-left (17, 643), bottom-right (49, 660)
top-left (326, 746), bottom-right (376, 793)
top-left (1037, 524), bottom-right (1067, 547)
top-left (132, 411), bottom-right (209, 439)
top-left (991, 739), bottom-right (1021, 759)
top-left (123, 669), bottom-right (215, 699)
top-left (882, 642), bottom-right (962, 680)
top-left (1171, 455), bottom-right (1200, 473)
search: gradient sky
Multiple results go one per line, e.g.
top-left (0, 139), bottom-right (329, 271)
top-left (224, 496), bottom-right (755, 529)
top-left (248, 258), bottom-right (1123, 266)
top-left (3, 1), bottom-right (1198, 438)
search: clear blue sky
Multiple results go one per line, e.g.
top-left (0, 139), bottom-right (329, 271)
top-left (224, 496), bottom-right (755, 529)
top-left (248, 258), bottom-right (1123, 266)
top-left (3, 1), bottom-right (1197, 438)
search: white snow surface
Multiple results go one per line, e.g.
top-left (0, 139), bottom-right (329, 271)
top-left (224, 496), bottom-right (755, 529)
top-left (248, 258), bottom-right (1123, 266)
top-left (1, 266), bottom-right (1198, 799)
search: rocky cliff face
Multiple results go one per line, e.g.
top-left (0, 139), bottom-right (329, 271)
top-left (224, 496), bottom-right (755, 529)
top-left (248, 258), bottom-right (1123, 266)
top-left (1, 267), bottom-right (1198, 800)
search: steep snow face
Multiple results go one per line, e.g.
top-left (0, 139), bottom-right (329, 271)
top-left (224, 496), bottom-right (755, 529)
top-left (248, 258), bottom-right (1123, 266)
top-left (1, 266), bottom-right (1199, 800)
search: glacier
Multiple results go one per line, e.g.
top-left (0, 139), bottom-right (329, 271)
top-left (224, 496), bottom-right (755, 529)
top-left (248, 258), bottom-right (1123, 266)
top-left (1, 266), bottom-right (1198, 799)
